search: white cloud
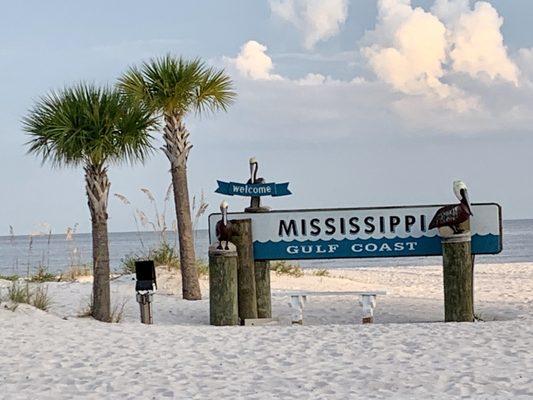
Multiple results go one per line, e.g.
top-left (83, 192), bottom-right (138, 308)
top-left (440, 1), bottom-right (519, 84)
top-left (361, 0), bottom-right (520, 112)
top-left (225, 1), bottom-right (532, 137)
top-left (362, 3), bottom-right (449, 97)
top-left (269, 0), bottom-right (348, 49)
top-left (296, 73), bottom-right (329, 85)
top-left (233, 40), bottom-right (283, 81)
top-left (230, 40), bottom-right (362, 86)
top-left (296, 73), bottom-right (346, 86)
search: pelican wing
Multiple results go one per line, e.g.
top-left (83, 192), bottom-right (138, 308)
top-left (215, 220), bottom-right (222, 238)
top-left (429, 204), bottom-right (460, 229)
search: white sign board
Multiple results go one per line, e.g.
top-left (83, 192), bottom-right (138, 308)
top-left (208, 203), bottom-right (502, 260)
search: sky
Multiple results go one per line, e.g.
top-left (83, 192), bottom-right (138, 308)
top-left (1, 0), bottom-right (532, 235)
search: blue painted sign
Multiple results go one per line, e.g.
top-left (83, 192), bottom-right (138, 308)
top-left (215, 181), bottom-right (291, 197)
top-left (208, 203), bottom-right (502, 261)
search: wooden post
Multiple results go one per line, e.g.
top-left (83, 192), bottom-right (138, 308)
top-left (209, 244), bottom-right (239, 326)
top-left (244, 206), bottom-right (273, 319)
top-left (136, 293), bottom-right (154, 324)
top-left (254, 260), bottom-right (272, 318)
top-left (230, 219), bottom-right (258, 322)
top-left (442, 233), bottom-right (474, 322)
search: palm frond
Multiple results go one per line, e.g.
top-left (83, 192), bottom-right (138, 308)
top-left (118, 55), bottom-right (236, 118)
top-left (195, 67), bottom-right (236, 115)
top-left (23, 83), bottom-right (158, 168)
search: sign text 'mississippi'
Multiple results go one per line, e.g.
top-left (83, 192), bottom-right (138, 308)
top-left (277, 214), bottom-right (428, 238)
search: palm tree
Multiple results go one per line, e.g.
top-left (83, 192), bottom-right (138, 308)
top-left (118, 56), bottom-right (235, 300)
top-left (23, 84), bottom-right (156, 321)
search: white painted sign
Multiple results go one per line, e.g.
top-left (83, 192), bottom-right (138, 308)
top-left (208, 203), bottom-right (502, 260)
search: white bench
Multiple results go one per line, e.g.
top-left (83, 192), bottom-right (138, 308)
top-left (282, 291), bottom-right (387, 325)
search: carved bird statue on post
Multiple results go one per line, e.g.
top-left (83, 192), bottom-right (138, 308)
top-left (215, 200), bottom-right (234, 250)
top-left (429, 180), bottom-right (474, 235)
top-left (247, 157), bottom-right (265, 209)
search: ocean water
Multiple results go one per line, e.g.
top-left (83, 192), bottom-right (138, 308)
top-left (0, 220), bottom-right (531, 276)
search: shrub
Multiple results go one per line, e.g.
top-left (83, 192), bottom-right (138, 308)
top-left (270, 261), bottom-right (304, 277)
top-left (121, 254), bottom-right (138, 275)
top-left (59, 265), bottom-right (92, 282)
top-left (121, 242), bottom-right (180, 274)
top-left (312, 269), bottom-right (330, 277)
top-left (196, 259), bottom-right (209, 277)
top-left (0, 274), bottom-right (20, 282)
top-left (150, 242), bottom-right (180, 269)
top-left (28, 265), bottom-right (56, 283)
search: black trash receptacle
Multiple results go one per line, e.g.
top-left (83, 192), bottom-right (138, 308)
top-left (135, 260), bottom-right (156, 292)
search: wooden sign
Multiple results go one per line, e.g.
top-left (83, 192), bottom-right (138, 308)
top-left (208, 203), bottom-right (502, 261)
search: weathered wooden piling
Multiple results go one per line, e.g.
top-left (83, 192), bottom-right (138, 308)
top-left (229, 219), bottom-right (258, 322)
top-left (254, 260), bottom-right (272, 318)
top-left (244, 206), bottom-right (273, 319)
top-left (209, 244), bottom-right (239, 326)
top-left (442, 233), bottom-right (474, 322)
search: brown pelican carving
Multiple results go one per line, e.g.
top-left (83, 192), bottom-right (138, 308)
top-left (215, 200), bottom-right (234, 250)
top-left (247, 157), bottom-right (265, 209)
top-left (429, 180), bottom-right (473, 234)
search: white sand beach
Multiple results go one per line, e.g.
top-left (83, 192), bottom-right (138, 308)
top-left (1, 262), bottom-right (532, 399)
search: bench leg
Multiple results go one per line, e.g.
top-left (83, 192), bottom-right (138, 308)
top-left (359, 295), bottom-right (377, 324)
top-left (289, 295), bottom-right (307, 325)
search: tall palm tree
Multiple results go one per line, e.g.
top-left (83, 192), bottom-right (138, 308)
top-left (118, 56), bottom-right (235, 300)
top-left (23, 84), bottom-right (156, 321)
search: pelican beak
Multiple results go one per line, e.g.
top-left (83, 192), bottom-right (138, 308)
top-left (462, 189), bottom-right (473, 216)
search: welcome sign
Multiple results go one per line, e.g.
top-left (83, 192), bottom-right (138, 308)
top-left (215, 181), bottom-right (291, 197)
top-left (208, 203), bottom-right (502, 260)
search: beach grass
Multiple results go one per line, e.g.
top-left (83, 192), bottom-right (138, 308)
top-left (121, 242), bottom-right (180, 274)
top-left (59, 265), bottom-right (92, 282)
top-left (7, 282), bottom-right (32, 304)
top-left (27, 265), bottom-right (57, 283)
top-left (0, 274), bottom-right (20, 282)
top-left (110, 297), bottom-right (128, 323)
top-left (5, 281), bottom-right (52, 311)
top-left (312, 268), bottom-right (330, 277)
top-left (270, 261), bottom-right (304, 277)
top-left (121, 242), bottom-right (209, 277)
top-left (78, 296), bottom-right (128, 323)
top-left (196, 259), bottom-right (209, 277)
top-left (32, 285), bottom-right (52, 311)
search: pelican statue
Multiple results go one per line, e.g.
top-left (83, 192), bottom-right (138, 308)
top-left (215, 200), bottom-right (234, 250)
top-left (429, 180), bottom-right (474, 235)
top-left (247, 157), bottom-right (265, 209)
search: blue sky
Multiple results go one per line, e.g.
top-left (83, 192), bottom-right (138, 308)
top-left (1, 0), bottom-right (532, 235)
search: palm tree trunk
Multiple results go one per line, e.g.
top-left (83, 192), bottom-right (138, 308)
top-left (85, 163), bottom-right (111, 321)
top-left (162, 114), bottom-right (201, 300)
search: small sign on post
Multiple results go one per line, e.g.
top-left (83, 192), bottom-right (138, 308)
top-left (215, 181), bottom-right (291, 197)
top-left (214, 157), bottom-right (292, 320)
